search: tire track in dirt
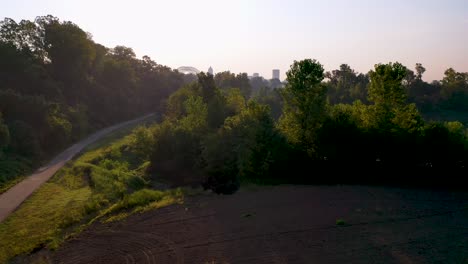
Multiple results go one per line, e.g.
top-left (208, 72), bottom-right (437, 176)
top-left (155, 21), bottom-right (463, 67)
top-left (57, 231), bottom-right (183, 264)
top-left (53, 186), bottom-right (468, 264)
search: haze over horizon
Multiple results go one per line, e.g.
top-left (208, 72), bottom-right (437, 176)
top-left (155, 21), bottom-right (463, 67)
top-left (3, 0), bottom-right (468, 81)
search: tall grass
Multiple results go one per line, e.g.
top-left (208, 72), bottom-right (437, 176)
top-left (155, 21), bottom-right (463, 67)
top-left (0, 155), bottom-right (32, 194)
top-left (0, 114), bottom-right (158, 195)
top-left (0, 124), bottom-right (184, 263)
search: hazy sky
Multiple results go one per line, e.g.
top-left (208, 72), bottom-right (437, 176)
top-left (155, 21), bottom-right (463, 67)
top-left (2, 0), bottom-right (468, 81)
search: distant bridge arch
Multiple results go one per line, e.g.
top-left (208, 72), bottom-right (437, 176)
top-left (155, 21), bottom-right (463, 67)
top-left (177, 66), bottom-right (200, 75)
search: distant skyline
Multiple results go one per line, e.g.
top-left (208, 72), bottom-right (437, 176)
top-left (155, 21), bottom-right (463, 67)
top-left (2, 0), bottom-right (468, 81)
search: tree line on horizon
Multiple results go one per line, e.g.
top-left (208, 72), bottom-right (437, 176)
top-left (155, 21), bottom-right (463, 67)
top-left (208, 62), bottom-right (468, 126)
top-left (135, 61), bottom-right (467, 194)
top-left (0, 16), bottom-right (188, 186)
top-left (1, 15), bottom-right (467, 193)
top-left (324, 63), bottom-right (468, 124)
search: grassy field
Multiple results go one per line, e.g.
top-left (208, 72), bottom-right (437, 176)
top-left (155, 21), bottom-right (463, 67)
top-left (0, 114), bottom-right (159, 195)
top-left (80, 114), bottom-right (159, 153)
top-left (0, 120), bottom-right (186, 263)
top-left (0, 156), bottom-right (32, 194)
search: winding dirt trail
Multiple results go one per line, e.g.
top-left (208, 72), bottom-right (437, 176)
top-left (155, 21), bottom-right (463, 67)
top-left (0, 114), bottom-right (154, 223)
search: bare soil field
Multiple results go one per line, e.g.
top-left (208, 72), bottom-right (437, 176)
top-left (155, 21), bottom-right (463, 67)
top-left (52, 185), bottom-right (468, 264)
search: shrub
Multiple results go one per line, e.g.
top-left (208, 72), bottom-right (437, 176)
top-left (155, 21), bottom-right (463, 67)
top-left (202, 101), bottom-right (287, 193)
top-left (336, 219), bottom-right (346, 226)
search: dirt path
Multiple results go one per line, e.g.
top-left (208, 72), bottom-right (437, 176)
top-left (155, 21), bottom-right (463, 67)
top-left (53, 185), bottom-right (468, 264)
top-left (0, 114), bottom-right (154, 223)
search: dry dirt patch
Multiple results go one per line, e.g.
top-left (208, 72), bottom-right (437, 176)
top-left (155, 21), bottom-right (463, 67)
top-left (52, 185), bottom-right (468, 264)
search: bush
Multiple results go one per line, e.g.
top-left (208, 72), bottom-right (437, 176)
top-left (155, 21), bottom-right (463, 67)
top-left (148, 121), bottom-right (204, 186)
top-left (8, 120), bottom-right (42, 158)
top-left (201, 132), bottom-right (240, 194)
top-left (202, 101), bottom-right (287, 192)
top-left (0, 112), bottom-right (9, 153)
top-left (421, 122), bottom-right (467, 168)
top-left (121, 189), bottom-right (165, 209)
top-left (130, 126), bottom-right (154, 159)
top-left (317, 107), bottom-right (368, 163)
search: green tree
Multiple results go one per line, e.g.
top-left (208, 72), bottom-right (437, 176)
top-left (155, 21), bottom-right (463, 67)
top-left (421, 122), bottom-right (467, 168)
top-left (223, 101), bottom-right (278, 180)
top-left (198, 72), bottom-right (217, 102)
top-left (148, 93), bottom-right (209, 186)
top-left (40, 18), bottom-right (96, 102)
top-left (177, 96), bottom-right (208, 132)
top-left (439, 68), bottom-right (468, 112)
top-left (404, 63), bottom-right (440, 112)
top-left (196, 73), bottom-right (227, 129)
top-left (0, 16), bottom-right (187, 190)
top-left (278, 59), bottom-right (327, 156)
top-left (316, 104), bottom-right (370, 165)
top-left (368, 62), bottom-right (423, 132)
top-left (252, 86), bottom-right (283, 120)
top-left (325, 64), bottom-right (369, 104)
top-left (111, 45), bottom-right (136, 61)
top-left (368, 62), bottom-right (407, 108)
top-left (214, 71), bottom-right (252, 98)
top-left (250, 76), bottom-right (270, 95)
top-left (440, 68), bottom-right (467, 98)
top-left (165, 84), bottom-right (198, 120)
top-left (8, 120), bottom-right (41, 158)
top-left (0, 17), bottom-right (46, 59)
top-left (415, 63), bottom-right (426, 80)
top-left (131, 126), bottom-right (154, 159)
top-left (202, 101), bottom-right (285, 193)
top-left (0, 112), bottom-right (9, 153)
top-left (45, 103), bottom-right (73, 149)
top-left (225, 88), bottom-right (246, 116)
top-left (234, 72), bottom-right (252, 98)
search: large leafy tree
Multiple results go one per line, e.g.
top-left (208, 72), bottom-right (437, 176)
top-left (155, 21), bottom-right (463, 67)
top-left (440, 68), bottom-right (468, 112)
top-left (279, 59), bottom-right (327, 156)
top-left (202, 101), bottom-right (284, 193)
top-left (39, 18), bottom-right (96, 104)
top-left (404, 63), bottom-right (440, 111)
top-left (214, 71), bottom-right (252, 98)
top-left (0, 113), bottom-right (9, 154)
top-left (415, 63), bottom-right (426, 80)
top-left (368, 62), bottom-right (407, 109)
top-left (368, 62), bottom-right (423, 133)
top-left (197, 72), bottom-right (227, 129)
top-left (325, 64), bottom-right (369, 104)
top-left (0, 16), bottom-right (186, 189)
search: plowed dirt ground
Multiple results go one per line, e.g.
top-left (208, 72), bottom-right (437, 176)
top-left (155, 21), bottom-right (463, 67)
top-left (52, 185), bottom-right (468, 264)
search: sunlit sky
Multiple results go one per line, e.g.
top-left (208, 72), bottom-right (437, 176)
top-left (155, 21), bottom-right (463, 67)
top-left (3, 0), bottom-right (468, 81)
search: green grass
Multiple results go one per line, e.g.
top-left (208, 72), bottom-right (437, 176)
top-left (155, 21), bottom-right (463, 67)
top-left (81, 114), bottom-right (158, 153)
top-left (0, 182), bottom-right (92, 261)
top-left (0, 114), bottom-right (158, 196)
top-left (0, 175), bottom-right (25, 194)
top-left (0, 121), bottom-right (184, 263)
top-left (0, 155), bottom-right (32, 194)
top-left (336, 219), bottom-right (346, 226)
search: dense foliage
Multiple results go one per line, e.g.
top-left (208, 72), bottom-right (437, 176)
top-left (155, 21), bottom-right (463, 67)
top-left (1, 16), bottom-right (466, 194)
top-left (0, 127), bottom-right (184, 263)
top-left (0, 16), bottom-right (186, 187)
top-left (139, 60), bottom-right (467, 193)
top-left (1, 14), bottom-right (466, 264)
top-left (325, 63), bottom-right (468, 125)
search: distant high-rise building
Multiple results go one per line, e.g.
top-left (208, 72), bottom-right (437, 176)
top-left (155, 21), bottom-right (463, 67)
top-left (208, 66), bottom-right (213, 75)
top-left (253, 73), bottom-right (259, 78)
top-left (272, 69), bottom-right (280, 80)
